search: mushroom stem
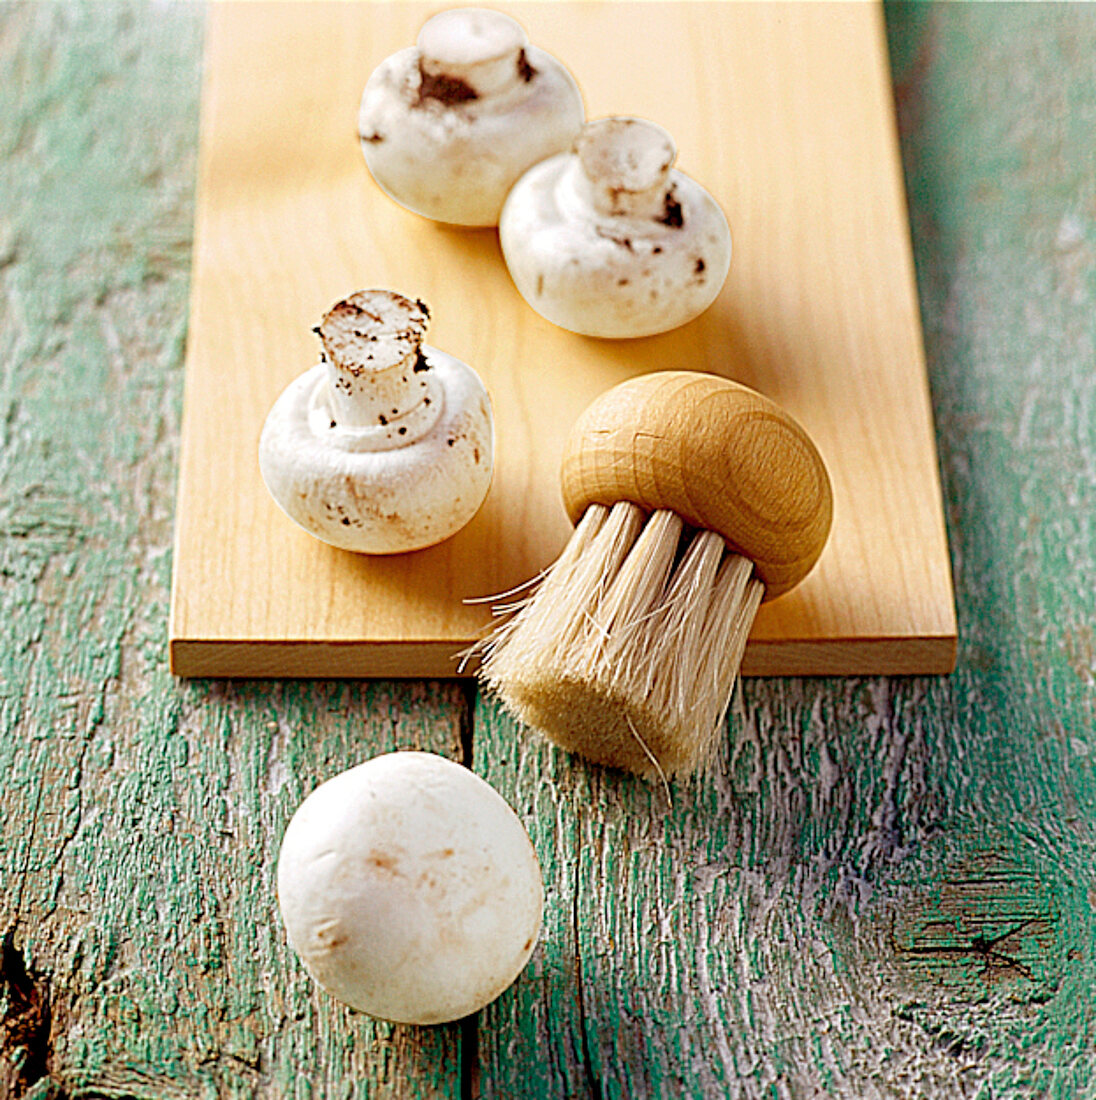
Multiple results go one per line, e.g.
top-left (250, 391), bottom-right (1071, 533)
top-left (315, 291), bottom-right (439, 442)
top-left (417, 8), bottom-right (530, 99)
top-left (574, 117), bottom-right (677, 220)
top-left (324, 348), bottom-right (423, 430)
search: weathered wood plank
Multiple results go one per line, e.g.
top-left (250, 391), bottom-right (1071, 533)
top-left (475, 4), bottom-right (1096, 1096)
top-left (0, 5), bottom-right (466, 1096)
top-left (3, 2), bottom-right (1095, 1097)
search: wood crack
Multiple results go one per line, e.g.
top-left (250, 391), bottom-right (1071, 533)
top-left (890, 911), bottom-right (1047, 984)
top-left (0, 929), bottom-right (54, 1099)
top-left (458, 679), bottom-right (477, 770)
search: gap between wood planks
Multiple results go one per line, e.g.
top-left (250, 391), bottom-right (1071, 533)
top-left (455, 679), bottom-right (604, 1100)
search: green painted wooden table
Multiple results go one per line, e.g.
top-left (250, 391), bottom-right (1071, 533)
top-left (2, 3), bottom-right (1095, 1097)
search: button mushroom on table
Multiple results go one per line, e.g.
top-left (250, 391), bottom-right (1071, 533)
top-left (500, 116), bottom-right (732, 337)
top-left (359, 7), bottom-right (585, 227)
top-left (258, 289), bottom-right (494, 553)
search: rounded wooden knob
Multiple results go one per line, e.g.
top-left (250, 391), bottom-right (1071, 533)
top-left (560, 371), bottom-right (833, 598)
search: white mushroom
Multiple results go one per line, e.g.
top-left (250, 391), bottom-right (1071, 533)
top-left (499, 117), bottom-right (733, 338)
top-left (277, 751), bottom-right (544, 1025)
top-left (258, 290), bottom-right (493, 553)
top-left (359, 7), bottom-right (585, 226)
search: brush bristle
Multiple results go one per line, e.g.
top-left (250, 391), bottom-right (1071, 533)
top-left (477, 501), bottom-right (764, 779)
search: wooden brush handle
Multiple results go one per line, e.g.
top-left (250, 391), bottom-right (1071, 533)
top-left (560, 371), bottom-right (833, 598)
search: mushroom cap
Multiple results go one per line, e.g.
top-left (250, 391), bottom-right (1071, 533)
top-left (559, 372), bottom-right (833, 598)
top-left (358, 9), bottom-right (585, 226)
top-left (258, 349), bottom-right (493, 553)
top-left (277, 751), bottom-right (544, 1025)
top-left (499, 117), bottom-right (732, 338)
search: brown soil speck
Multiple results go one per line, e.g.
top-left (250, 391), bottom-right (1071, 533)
top-left (348, 300), bottom-right (382, 323)
top-left (596, 226), bottom-right (634, 251)
top-left (360, 131), bottom-right (385, 144)
top-left (415, 60), bottom-right (479, 106)
top-left (517, 48), bottom-right (537, 83)
top-left (694, 258), bottom-right (706, 274)
top-left (413, 349), bottom-right (431, 373)
top-left (658, 188), bottom-right (684, 228)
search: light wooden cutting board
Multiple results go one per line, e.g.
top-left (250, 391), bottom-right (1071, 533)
top-left (169, 1), bottom-right (957, 678)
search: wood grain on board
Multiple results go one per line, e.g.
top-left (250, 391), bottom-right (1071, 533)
top-left (169, 1), bottom-right (957, 678)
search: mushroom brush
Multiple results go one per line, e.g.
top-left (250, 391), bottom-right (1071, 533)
top-left (477, 371), bottom-right (833, 780)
